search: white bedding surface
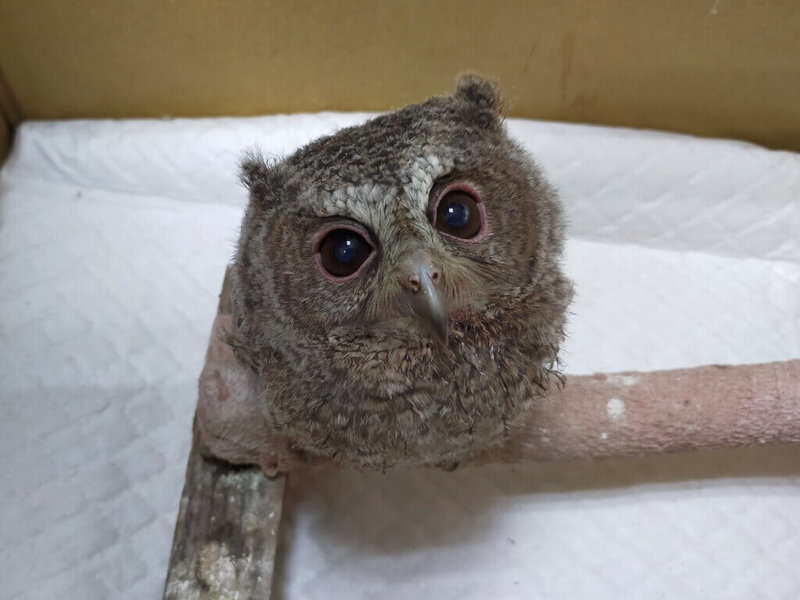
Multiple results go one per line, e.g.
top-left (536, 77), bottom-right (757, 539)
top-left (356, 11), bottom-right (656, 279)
top-left (0, 115), bottom-right (798, 599)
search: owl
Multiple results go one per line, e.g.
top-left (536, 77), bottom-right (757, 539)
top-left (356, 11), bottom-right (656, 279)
top-left (228, 75), bottom-right (572, 469)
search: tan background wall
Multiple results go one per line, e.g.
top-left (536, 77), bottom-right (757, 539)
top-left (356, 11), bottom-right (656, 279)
top-left (0, 0), bottom-right (799, 159)
top-left (0, 68), bottom-right (15, 161)
top-left (0, 117), bottom-right (8, 163)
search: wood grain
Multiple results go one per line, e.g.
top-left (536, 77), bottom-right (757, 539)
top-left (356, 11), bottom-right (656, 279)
top-left (163, 434), bottom-right (285, 599)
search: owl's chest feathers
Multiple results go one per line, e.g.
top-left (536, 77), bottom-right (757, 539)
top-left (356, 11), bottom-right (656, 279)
top-left (256, 316), bottom-right (550, 467)
top-left (261, 302), bottom-right (552, 413)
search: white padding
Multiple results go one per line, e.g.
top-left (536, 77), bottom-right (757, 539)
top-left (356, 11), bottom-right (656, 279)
top-left (1, 115), bottom-right (798, 598)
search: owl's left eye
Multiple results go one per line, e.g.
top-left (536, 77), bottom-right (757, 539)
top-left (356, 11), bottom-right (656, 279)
top-left (314, 226), bottom-right (375, 281)
top-left (431, 184), bottom-right (486, 241)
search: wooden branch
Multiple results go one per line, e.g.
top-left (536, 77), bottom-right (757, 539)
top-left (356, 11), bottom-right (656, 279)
top-left (163, 436), bottom-right (285, 599)
top-left (469, 359), bottom-right (800, 464)
top-left (164, 272), bottom-right (285, 600)
top-left (195, 267), bottom-right (800, 473)
top-left (166, 266), bottom-right (800, 596)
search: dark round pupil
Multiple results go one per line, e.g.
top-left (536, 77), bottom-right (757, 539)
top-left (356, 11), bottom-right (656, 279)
top-left (444, 202), bottom-right (470, 228)
top-left (434, 190), bottom-right (483, 239)
top-left (333, 234), bottom-right (360, 263)
top-left (317, 228), bottom-right (372, 278)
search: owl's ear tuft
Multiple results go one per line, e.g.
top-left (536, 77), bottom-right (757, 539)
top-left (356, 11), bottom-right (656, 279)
top-left (240, 152), bottom-right (269, 188)
top-left (240, 151), bottom-right (284, 210)
top-left (454, 74), bottom-right (502, 113)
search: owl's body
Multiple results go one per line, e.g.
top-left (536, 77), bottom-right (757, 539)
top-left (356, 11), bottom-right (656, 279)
top-left (230, 76), bottom-right (572, 469)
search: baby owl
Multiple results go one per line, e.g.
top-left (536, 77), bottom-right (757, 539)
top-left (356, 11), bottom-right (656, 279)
top-left (229, 75), bottom-right (573, 469)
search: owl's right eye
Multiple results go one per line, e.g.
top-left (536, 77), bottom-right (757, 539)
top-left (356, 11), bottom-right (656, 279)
top-left (314, 226), bottom-right (374, 281)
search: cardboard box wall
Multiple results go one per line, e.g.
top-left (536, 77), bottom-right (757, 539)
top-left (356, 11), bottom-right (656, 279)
top-left (1, 0), bottom-right (799, 164)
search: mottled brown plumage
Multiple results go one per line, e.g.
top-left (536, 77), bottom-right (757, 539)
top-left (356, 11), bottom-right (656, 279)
top-left (228, 75), bottom-right (573, 469)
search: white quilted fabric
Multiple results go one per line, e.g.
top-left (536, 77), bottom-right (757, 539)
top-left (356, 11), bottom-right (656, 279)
top-left (0, 114), bottom-right (798, 599)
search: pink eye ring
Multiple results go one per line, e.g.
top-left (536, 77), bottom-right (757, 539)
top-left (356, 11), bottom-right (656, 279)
top-left (431, 183), bottom-right (486, 242)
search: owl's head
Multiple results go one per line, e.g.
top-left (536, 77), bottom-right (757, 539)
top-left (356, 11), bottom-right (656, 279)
top-left (231, 76), bottom-right (572, 468)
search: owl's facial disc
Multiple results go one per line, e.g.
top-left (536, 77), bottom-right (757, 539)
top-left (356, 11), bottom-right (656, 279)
top-left (397, 249), bottom-right (448, 345)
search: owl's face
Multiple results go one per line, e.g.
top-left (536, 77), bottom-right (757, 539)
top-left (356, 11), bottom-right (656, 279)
top-left (232, 76), bottom-right (572, 468)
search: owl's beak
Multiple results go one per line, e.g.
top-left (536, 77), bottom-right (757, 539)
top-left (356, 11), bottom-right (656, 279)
top-left (398, 251), bottom-right (448, 346)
